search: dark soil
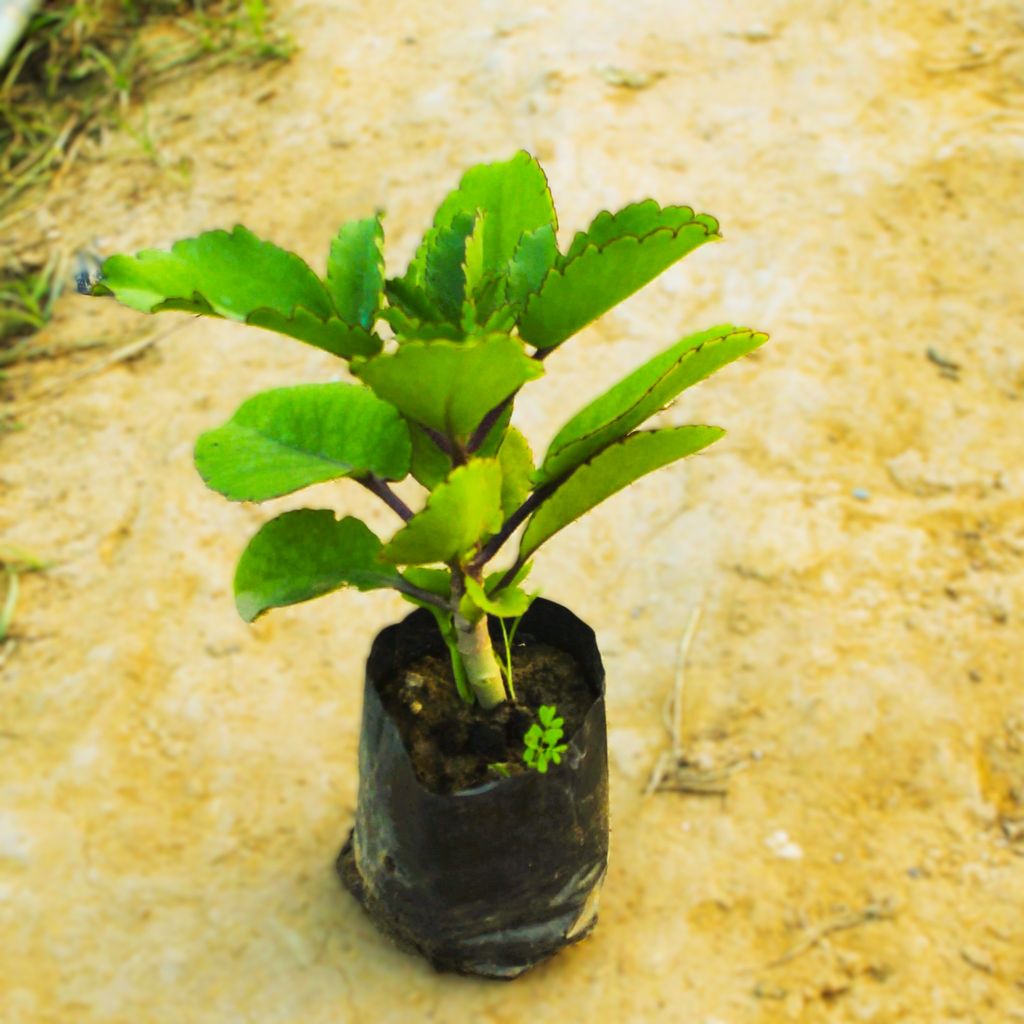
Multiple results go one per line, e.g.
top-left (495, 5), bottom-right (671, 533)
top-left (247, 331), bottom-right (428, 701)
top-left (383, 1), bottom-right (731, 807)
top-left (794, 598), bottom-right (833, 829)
top-left (377, 632), bottom-right (592, 794)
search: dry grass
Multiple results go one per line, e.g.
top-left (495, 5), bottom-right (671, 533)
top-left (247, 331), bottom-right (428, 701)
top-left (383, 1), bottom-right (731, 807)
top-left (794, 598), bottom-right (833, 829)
top-left (0, 0), bottom-right (292, 372)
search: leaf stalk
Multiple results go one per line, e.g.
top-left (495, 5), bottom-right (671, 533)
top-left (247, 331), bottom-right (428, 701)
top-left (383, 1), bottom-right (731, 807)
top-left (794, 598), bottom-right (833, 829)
top-left (358, 475), bottom-right (413, 521)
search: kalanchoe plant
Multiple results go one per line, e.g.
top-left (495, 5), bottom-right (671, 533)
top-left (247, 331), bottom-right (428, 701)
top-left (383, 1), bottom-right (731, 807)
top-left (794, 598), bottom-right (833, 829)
top-left (88, 151), bottom-right (767, 711)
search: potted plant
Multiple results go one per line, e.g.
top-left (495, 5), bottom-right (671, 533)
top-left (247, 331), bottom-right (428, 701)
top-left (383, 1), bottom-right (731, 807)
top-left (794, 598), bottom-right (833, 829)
top-left (86, 151), bottom-right (766, 978)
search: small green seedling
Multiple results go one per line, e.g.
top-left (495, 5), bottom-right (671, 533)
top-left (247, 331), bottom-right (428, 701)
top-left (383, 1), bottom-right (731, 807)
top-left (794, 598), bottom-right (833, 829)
top-left (496, 613), bottom-right (524, 700)
top-left (85, 151), bottom-right (766, 715)
top-left (523, 705), bottom-right (568, 774)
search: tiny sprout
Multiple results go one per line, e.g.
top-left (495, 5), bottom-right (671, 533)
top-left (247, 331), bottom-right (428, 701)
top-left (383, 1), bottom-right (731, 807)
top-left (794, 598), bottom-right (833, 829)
top-left (523, 704), bottom-right (568, 774)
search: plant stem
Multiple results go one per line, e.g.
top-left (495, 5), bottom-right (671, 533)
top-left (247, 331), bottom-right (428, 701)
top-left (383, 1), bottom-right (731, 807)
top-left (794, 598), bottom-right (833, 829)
top-left (450, 564), bottom-right (506, 708)
top-left (471, 479), bottom-right (558, 570)
top-left (455, 614), bottom-right (506, 709)
top-left (443, 627), bottom-right (474, 703)
top-left (420, 424), bottom-right (454, 458)
top-left (429, 606), bottom-right (472, 703)
top-left (467, 394), bottom-right (513, 452)
top-left (358, 475), bottom-right (413, 521)
top-left (495, 553), bottom-right (529, 593)
top-left (497, 615), bottom-right (517, 701)
top-left (391, 578), bottom-right (449, 611)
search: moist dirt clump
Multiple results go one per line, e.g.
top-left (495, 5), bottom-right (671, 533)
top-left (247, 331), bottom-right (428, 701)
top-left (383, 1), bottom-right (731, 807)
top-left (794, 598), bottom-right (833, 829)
top-left (377, 634), bottom-right (590, 793)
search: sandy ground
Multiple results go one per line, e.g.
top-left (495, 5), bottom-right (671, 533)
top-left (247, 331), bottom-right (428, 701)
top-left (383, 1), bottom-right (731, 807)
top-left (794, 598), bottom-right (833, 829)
top-left (2, 1), bottom-right (1024, 1021)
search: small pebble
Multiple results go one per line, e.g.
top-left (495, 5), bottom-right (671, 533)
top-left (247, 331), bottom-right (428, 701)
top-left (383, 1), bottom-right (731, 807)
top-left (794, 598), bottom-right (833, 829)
top-left (766, 829), bottom-right (803, 860)
top-left (852, 487), bottom-right (871, 501)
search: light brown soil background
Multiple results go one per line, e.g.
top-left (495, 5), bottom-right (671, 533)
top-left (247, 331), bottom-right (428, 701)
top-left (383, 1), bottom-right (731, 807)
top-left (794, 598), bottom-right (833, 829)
top-left (2, 1), bottom-right (1023, 1021)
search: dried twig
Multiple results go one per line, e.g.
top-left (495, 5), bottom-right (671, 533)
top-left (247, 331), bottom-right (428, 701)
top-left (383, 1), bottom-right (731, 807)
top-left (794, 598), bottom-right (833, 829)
top-left (925, 41), bottom-right (1020, 74)
top-left (644, 605), bottom-right (749, 796)
top-left (761, 900), bottom-right (896, 970)
top-left (0, 337), bottom-right (111, 368)
top-left (666, 605), bottom-right (703, 755)
top-left (9, 322), bottom-right (182, 413)
top-left (650, 759), bottom-right (745, 796)
top-left (0, 639), bottom-right (17, 671)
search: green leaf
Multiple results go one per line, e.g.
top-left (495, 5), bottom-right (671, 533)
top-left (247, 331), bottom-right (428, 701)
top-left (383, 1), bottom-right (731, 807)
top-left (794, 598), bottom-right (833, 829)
top-left (382, 277), bottom-right (442, 326)
top-left (195, 383), bottom-right (410, 501)
top-left (379, 303), bottom-right (459, 342)
top-left (539, 705), bottom-right (557, 727)
top-left (460, 211), bottom-right (511, 330)
top-left (518, 217), bottom-right (720, 350)
top-left (458, 214), bottom-right (516, 333)
top-left (234, 511), bottom-right (401, 622)
top-left (402, 567), bottom-right (452, 600)
top-left (408, 421), bottom-right (452, 489)
top-left (520, 427), bottom-right (724, 558)
top-left (392, 153), bottom-right (557, 328)
top-left (505, 223), bottom-right (558, 314)
top-left (95, 226), bottom-right (332, 318)
top-left (381, 460), bottom-right (503, 565)
top-left (428, 151), bottom-right (557, 279)
top-left (486, 559), bottom-right (533, 596)
top-left (354, 335), bottom-right (543, 441)
top-left (246, 308), bottom-right (381, 358)
top-left (563, 200), bottom-right (715, 263)
top-left (537, 326), bottom-right (766, 483)
top-left (497, 426), bottom-right (534, 517)
top-left (327, 215), bottom-right (384, 329)
top-left (479, 302), bottom-right (518, 334)
top-left (407, 403), bottom-right (512, 490)
top-left (475, 403), bottom-right (515, 458)
top-left (462, 211), bottom-right (488, 300)
top-left (94, 225), bottom-right (383, 358)
top-left (423, 211), bottom-right (477, 323)
top-left (463, 577), bottom-right (534, 618)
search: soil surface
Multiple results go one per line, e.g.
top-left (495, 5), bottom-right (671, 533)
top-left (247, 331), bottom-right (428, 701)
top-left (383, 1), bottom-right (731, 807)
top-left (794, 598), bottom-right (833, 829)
top-left (381, 636), bottom-right (589, 793)
top-left (2, 1), bottom-right (1024, 1022)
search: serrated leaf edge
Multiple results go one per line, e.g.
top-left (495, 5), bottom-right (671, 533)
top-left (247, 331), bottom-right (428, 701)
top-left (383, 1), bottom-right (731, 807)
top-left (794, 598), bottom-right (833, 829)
top-left (519, 216), bottom-right (722, 345)
top-left (103, 225), bottom-right (335, 320)
top-left (522, 425), bottom-right (726, 557)
top-left (400, 151), bottom-right (559, 321)
top-left (562, 200), bottom-right (708, 263)
top-left (537, 328), bottom-right (765, 483)
top-left (326, 212), bottom-right (386, 330)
